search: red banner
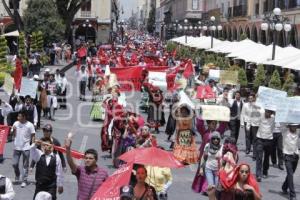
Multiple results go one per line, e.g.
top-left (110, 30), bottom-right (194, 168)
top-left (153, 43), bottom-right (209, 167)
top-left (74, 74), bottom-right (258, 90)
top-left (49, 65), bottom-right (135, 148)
top-left (110, 67), bottom-right (143, 91)
top-left (0, 125), bottom-right (10, 155)
top-left (196, 86), bottom-right (216, 99)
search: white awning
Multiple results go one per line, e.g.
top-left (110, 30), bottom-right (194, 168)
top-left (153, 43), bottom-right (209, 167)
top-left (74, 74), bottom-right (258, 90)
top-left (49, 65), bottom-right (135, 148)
top-left (2, 30), bottom-right (19, 37)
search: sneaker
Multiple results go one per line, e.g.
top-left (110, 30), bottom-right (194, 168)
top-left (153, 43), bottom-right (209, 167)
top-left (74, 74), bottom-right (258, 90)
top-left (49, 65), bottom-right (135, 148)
top-left (21, 182), bottom-right (27, 188)
top-left (15, 176), bottom-right (20, 183)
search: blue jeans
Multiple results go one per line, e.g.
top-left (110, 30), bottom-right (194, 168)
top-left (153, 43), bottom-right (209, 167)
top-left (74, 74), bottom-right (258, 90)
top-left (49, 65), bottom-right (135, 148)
top-left (205, 167), bottom-right (219, 187)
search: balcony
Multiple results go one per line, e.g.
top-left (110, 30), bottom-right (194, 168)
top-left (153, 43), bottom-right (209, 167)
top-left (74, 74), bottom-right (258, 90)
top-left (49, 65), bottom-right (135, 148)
top-left (80, 11), bottom-right (92, 18)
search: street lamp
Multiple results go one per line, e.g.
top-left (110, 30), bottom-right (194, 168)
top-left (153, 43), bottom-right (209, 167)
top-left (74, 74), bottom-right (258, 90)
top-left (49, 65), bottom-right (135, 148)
top-left (261, 8), bottom-right (291, 60)
top-left (184, 19), bottom-right (189, 43)
top-left (209, 16), bottom-right (222, 48)
top-left (82, 19), bottom-right (92, 42)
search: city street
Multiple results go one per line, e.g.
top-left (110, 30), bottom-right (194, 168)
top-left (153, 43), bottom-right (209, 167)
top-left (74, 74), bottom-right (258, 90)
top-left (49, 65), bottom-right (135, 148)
top-left (0, 65), bottom-right (299, 200)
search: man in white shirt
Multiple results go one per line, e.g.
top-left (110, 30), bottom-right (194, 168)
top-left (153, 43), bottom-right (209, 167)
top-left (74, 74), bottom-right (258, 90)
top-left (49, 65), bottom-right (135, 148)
top-left (0, 175), bottom-right (15, 200)
top-left (12, 111), bottom-right (35, 188)
top-left (31, 137), bottom-right (64, 200)
top-left (76, 66), bottom-right (88, 101)
top-left (255, 109), bottom-right (275, 182)
top-left (281, 124), bottom-right (299, 200)
top-left (240, 93), bottom-right (261, 159)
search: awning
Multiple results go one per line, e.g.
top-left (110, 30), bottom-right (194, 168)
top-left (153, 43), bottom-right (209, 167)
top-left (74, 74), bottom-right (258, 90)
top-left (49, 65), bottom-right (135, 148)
top-left (2, 30), bottom-right (19, 37)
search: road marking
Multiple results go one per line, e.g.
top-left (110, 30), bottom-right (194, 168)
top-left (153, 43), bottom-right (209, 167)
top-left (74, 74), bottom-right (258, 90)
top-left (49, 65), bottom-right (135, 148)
top-left (76, 135), bottom-right (88, 165)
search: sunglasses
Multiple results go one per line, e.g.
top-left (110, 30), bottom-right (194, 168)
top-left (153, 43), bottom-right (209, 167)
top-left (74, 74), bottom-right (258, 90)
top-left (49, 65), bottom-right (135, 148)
top-left (212, 137), bottom-right (220, 141)
top-left (239, 170), bottom-right (249, 174)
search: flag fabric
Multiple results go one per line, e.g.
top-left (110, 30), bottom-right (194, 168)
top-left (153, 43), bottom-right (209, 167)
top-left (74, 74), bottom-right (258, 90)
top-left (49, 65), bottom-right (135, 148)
top-left (53, 146), bottom-right (84, 159)
top-left (14, 58), bottom-right (23, 91)
top-left (183, 60), bottom-right (195, 78)
top-left (0, 125), bottom-right (10, 155)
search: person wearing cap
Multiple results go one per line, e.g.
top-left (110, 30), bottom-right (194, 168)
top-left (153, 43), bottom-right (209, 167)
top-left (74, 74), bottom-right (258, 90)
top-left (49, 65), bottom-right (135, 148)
top-left (281, 123), bottom-right (300, 200)
top-left (199, 131), bottom-right (223, 200)
top-left (31, 137), bottom-right (64, 200)
top-left (76, 65), bottom-right (88, 101)
top-left (30, 124), bottom-right (67, 172)
top-left (120, 185), bottom-right (134, 200)
top-left (255, 109), bottom-right (275, 182)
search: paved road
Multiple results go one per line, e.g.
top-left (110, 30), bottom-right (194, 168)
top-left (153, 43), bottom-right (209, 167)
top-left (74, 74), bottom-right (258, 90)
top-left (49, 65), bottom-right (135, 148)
top-left (0, 65), bottom-right (299, 200)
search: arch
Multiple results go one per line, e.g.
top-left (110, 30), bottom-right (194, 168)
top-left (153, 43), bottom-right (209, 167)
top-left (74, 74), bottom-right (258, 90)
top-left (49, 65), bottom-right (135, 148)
top-left (232, 26), bottom-right (238, 41)
top-left (260, 30), bottom-right (267, 44)
top-left (246, 26), bottom-right (251, 39)
top-left (75, 25), bottom-right (96, 43)
top-left (252, 26), bottom-right (258, 42)
top-left (238, 26), bottom-right (243, 41)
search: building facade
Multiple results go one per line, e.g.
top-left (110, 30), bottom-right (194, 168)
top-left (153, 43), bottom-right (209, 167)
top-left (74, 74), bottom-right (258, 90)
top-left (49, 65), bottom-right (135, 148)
top-left (73, 0), bottom-right (120, 45)
top-left (203, 0), bottom-right (300, 47)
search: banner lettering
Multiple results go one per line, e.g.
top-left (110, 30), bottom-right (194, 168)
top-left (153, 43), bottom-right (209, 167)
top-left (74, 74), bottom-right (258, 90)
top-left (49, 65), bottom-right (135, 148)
top-left (256, 86), bottom-right (287, 111)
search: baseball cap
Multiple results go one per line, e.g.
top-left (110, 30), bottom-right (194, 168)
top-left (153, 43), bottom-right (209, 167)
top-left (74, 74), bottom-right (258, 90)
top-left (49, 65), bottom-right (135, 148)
top-left (42, 124), bottom-right (53, 132)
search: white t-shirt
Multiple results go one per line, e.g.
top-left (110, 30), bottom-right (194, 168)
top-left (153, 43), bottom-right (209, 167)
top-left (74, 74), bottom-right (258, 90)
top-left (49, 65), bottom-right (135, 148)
top-left (13, 121), bottom-right (35, 151)
top-left (204, 143), bottom-right (222, 171)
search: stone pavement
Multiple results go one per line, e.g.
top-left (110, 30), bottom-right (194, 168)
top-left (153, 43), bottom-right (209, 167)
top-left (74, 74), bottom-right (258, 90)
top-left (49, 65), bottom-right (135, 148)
top-left (0, 66), bottom-right (299, 200)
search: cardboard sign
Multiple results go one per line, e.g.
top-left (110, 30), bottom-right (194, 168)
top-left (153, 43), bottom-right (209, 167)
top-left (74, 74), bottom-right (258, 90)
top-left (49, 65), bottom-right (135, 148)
top-left (208, 69), bottom-right (220, 80)
top-left (201, 105), bottom-right (230, 122)
top-left (275, 96), bottom-right (300, 123)
top-left (3, 73), bottom-right (14, 95)
top-left (19, 78), bottom-right (38, 98)
top-left (256, 86), bottom-right (287, 111)
top-left (219, 70), bottom-right (238, 85)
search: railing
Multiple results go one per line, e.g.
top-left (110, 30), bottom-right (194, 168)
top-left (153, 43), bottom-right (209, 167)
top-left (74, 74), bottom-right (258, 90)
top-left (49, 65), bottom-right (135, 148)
top-left (80, 11), bottom-right (92, 18)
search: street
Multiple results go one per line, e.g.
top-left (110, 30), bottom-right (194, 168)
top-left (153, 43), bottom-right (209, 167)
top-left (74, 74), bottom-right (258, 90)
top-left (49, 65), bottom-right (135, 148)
top-left (0, 65), bottom-right (299, 200)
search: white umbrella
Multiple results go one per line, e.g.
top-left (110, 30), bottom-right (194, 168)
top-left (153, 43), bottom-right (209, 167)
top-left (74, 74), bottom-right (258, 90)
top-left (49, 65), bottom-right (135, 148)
top-left (2, 30), bottom-right (19, 37)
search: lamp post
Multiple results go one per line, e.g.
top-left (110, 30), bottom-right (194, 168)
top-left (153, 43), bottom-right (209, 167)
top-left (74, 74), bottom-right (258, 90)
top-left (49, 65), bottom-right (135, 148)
top-left (197, 21), bottom-right (202, 36)
top-left (184, 19), bottom-right (188, 43)
top-left (261, 8), bottom-right (292, 60)
top-left (209, 16), bottom-right (222, 48)
top-left (173, 20), bottom-right (179, 37)
top-left (82, 19), bottom-right (92, 42)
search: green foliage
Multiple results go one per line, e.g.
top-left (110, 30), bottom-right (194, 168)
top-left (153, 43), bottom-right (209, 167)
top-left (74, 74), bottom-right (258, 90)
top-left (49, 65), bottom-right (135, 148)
top-left (0, 36), bottom-right (8, 66)
top-left (238, 68), bottom-right (248, 87)
top-left (239, 33), bottom-right (248, 41)
top-left (147, 3), bottom-right (156, 33)
top-left (31, 32), bottom-right (38, 53)
top-left (37, 31), bottom-right (44, 52)
top-left (19, 32), bottom-right (26, 60)
top-left (0, 72), bottom-right (5, 86)
top-left (268, 70), bottom-right (282, 90)
top-left (23, 0), bottom-right (65, 45)
top-left (282, 73), bottom-right (295, 96)
top-left (40, 53), bottom-right (50, 65)
top-left (254, 64), bottom-right (266, 90)
top-left (178, 46), bottom-right (190, 59)
top-left (166, 42), bottom-right (177, 53)
top-left (228, 64), bottom-right (240, 71)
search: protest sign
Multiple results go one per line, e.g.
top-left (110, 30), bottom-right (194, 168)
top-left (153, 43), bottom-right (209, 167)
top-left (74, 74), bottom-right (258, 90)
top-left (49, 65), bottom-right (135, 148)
top-left (275, 97), bottom-right (300, 123)
top-left (3, 73), bottom-right (14, 95)
top-left (19, 78), bottom-right (38, 98)
top-left (208, 69), bottom-right (220, 80)
top-left (256, 86), bottom-right (287, 111)
top-left (219, 70), bottom-right (238, 85)
top-left (196, 86), bottom-right (216, 99)
top-left (148, 71), bottom-right (166, 82)
top-left (201, 105), bottom-right (230, 122)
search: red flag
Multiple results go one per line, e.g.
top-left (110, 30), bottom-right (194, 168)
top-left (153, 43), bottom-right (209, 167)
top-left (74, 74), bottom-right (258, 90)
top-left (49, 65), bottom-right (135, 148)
top-left (77, 47), bottom-right (87, 58)
top-left (53, 146), bottom-right (84, 159)
top-left (0, 125), bottom-right (10, 155)
top-left (91, 163), bottom-right (133, 200)
top-left (196, 85), bottom-right (216, 99)
top-left (130, 52), bottom-right (138, 65)
top-left (14, 58), bottom-right (23, 91)
top-left (183, 60), bottom-right (194, 78)
top-left (120, 52), bottom-right (127, 67)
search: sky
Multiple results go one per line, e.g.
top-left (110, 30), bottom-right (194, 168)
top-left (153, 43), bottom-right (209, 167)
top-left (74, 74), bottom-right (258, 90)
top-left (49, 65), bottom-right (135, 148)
top-left (120, 0), bottom-right (139, 20)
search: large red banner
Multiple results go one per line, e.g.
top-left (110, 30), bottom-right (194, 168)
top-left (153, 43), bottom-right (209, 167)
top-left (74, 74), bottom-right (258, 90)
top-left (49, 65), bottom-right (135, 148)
top-left (0, 125), bottom-right (10, 155)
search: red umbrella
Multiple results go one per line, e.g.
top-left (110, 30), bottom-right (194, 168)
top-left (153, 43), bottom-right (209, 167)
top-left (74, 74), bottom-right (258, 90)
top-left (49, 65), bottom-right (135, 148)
top-left (119, 147), bottom-right (184, 168)
top-left (91, 163), bottom-right (133, 200)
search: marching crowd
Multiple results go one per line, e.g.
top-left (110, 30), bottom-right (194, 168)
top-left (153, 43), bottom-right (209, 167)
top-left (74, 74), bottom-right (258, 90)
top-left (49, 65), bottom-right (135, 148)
top-left (0, 31), bottom-right (299, 200)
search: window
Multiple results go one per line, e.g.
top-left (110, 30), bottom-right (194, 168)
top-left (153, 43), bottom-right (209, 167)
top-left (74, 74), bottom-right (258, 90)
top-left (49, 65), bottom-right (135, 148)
top-left (81, 0), bottom-right (91, 11)
top-left (192, 0), bottom-right (199, 10)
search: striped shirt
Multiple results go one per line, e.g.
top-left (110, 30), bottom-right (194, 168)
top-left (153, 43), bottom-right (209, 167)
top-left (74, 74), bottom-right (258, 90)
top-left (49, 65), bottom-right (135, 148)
top-left (74, 165), bottom-right (108, 200)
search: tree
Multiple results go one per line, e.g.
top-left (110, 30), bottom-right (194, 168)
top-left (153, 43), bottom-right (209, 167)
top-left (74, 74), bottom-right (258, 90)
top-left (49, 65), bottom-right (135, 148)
top-left (147, 3), bottom-right (156, 34)
top-left (19, 32), bottom-right (26, 60)
top-left (238, 68), bottom-right (248, 87)
top-left (253, 64), bottom-right (266, 90)
top-left (166, 42), bottom-right (177, 53)
top-left (23, 0), bottom-right (65, 46)
top-left (31, 32), bottom-right (38, 53)
top-left (268, 69), bottom-right (282, 90)
top-left (1, 0), bottom-right (24, 31)
top-left (55, 0), bottom-right (90, 45)
top-left (282, 73), bottom-right (295, 96)
top-left (37, 31), bottom-right (44, 52)
top-left (0, 36), bottom-right (7, 67)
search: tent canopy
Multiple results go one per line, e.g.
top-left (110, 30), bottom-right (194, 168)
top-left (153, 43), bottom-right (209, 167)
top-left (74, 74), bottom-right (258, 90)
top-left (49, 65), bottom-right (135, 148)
top-left (2, 30), bottom-right (19, 37)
